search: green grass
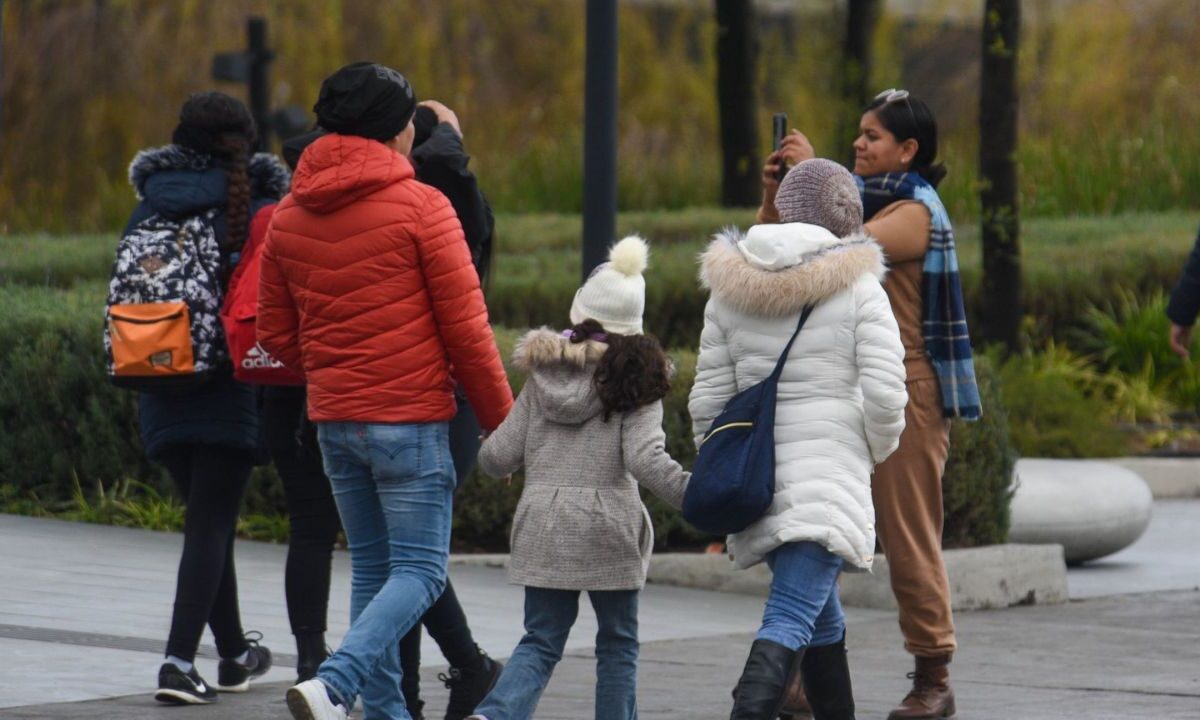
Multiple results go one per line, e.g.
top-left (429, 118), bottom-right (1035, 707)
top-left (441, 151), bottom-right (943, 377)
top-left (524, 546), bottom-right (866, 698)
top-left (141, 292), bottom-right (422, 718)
top-left (10, 208), bottom-right (1195, 285)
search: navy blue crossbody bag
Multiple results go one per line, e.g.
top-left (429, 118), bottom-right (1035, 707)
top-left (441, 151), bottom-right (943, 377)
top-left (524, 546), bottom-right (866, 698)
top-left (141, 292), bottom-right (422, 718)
top-left (682, 305), bottom-right (814, 535)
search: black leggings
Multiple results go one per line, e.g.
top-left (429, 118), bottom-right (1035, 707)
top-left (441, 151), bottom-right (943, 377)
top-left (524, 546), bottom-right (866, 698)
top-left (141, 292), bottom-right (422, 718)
top-left (161, 444), bottom-right (254, 662)
top-left (262, 386), bottom-right (341, 637)
top-left (401, 396), bottom-right (485, 704)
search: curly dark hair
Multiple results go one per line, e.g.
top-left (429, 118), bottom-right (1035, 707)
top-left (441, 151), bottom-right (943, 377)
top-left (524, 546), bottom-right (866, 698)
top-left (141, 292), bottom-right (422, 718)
top-left (568, 320), bottom-right (672, 421)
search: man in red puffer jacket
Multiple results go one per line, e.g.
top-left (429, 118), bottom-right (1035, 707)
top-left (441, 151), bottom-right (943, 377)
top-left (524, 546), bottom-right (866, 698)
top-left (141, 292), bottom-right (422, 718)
top-left (258, 62), bottom-right (513, 720)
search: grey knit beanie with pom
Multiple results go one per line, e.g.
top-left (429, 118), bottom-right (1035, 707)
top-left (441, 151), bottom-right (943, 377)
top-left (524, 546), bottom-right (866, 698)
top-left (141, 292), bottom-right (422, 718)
top-left (773, 158), bottom-right (863, 238)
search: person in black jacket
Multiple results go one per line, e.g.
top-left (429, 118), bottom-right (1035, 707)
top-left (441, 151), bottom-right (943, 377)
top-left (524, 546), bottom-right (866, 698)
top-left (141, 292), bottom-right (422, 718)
top-left (277, 100), bottom-right (501, 720)
top-left (1168, 227), bottom-right (1200, 358)
top-left (400, 100), bottom-right (503, 720)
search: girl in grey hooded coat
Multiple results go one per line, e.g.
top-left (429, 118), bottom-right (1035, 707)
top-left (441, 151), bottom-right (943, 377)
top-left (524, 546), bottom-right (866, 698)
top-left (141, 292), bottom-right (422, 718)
top-left (469, 236), bottom-right (689, 720)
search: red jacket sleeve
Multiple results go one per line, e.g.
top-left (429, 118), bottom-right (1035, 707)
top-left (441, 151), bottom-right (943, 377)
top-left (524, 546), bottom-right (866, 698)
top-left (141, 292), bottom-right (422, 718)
top-left (256, 206), bottom-right (304, 373)
top-left (414, 188), bottom-right (513, 429)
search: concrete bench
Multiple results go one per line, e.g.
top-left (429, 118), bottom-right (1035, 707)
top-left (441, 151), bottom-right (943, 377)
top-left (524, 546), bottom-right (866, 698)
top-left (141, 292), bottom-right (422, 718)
top-left (1010, 459), bottom-right (1153, 564)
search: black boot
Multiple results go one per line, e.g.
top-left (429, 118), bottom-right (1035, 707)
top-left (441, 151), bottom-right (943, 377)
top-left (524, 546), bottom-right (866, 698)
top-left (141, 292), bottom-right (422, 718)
top-left (295, 632), bottom-right (329, 683)
top-left (441, 646), bottom-right (503, 720)
top-left (800, 635), bottom-right (855, 720)
top-left (730, 639), bottom-right (799, 720)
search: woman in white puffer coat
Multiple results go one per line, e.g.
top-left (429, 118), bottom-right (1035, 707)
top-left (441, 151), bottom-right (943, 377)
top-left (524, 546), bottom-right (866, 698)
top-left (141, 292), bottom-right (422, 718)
top-left (688, 159), bottom-right (907, 720)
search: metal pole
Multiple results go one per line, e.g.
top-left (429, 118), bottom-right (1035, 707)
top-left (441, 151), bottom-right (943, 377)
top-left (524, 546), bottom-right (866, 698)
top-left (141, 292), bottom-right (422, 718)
top-left (248, 16), bottom-right (271, 152)
top-left (582, 0), bottom-right (618, 281)
top-left (0, 0), bottom-right (6, 148)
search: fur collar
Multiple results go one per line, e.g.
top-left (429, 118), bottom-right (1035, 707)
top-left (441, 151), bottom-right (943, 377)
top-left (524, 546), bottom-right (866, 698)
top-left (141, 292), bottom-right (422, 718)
top-left (513, 328), bottom-right (608, 371)
top-left (700, 226), bottom-right (886, 318)
top-left (128, 144), bottom-right (290, 201)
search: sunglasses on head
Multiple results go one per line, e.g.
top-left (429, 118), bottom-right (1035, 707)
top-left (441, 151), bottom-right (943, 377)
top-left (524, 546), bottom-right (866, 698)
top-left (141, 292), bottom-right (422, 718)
top-left (873, 88), bottom-right (918, 129)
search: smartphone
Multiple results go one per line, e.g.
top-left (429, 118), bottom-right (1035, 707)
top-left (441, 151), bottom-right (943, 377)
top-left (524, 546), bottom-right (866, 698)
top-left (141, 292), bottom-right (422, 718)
top-left (772, 112), bottom-right (788, 180)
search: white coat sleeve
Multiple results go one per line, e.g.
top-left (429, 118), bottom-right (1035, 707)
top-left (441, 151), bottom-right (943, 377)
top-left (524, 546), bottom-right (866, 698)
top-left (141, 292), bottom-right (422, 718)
top-left (853, 276), bottom-right (908, 464)
top-left (688, 298), bottom-right (738, 448)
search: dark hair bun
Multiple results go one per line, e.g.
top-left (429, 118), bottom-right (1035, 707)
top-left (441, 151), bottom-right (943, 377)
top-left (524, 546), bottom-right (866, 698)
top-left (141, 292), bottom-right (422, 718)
top-left (917, 162), bottom-right (947, 188)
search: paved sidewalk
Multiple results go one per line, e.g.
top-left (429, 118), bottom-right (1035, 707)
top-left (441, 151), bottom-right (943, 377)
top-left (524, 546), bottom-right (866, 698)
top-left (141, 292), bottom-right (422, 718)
top-left (3, 507), bottom-right (1200, 719)
top-left (1067, 499), bottom-right (1200, 598)
top-left (7, 590), bottom-right (1199, 719)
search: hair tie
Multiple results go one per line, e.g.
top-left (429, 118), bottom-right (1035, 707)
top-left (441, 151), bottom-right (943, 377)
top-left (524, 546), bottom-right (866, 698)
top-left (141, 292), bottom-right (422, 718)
top-left (562, 328), bottom-right (607, 343)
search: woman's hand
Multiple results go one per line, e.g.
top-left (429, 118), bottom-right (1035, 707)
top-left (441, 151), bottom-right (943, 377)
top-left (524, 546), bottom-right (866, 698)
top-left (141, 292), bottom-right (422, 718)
top-left (777, 130), bottom-right (815, 168)
top-left (759, 131), bottom-right (816, 222)
top-left (1170, 323), bottom-right (1193, 359)
top-left (418, 99), bottom-right (462, 137)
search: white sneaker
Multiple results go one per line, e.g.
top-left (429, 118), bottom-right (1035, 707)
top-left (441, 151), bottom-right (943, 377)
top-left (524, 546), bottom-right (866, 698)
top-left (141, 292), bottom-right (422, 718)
top-left (285, 678), bottom-right (347, 720)
top-left (466, 716), bottom-right (490, 720)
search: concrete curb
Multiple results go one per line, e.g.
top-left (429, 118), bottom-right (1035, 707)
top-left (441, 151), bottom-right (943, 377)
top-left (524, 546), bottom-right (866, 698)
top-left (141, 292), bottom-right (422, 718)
top-left (451, 544), bottom-right (1070, 611)
top-left (1112, 457), bottom-right (1200, 498)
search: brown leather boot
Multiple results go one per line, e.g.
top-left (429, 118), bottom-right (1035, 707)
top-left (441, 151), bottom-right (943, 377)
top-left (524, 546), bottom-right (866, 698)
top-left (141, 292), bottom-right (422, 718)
top-left (887, 655), bottom-right (956, 719)
top-left (777, 665), bottom-right (812, 719)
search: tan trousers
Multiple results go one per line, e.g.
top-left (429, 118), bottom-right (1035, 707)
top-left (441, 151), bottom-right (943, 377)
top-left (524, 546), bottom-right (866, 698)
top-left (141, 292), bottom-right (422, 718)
top-left (872, 377), bottom-right (956, 658)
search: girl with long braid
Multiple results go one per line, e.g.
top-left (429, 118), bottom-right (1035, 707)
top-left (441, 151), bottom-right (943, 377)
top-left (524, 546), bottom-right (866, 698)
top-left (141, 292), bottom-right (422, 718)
top-left (122, 91), bottom-right (290, 705)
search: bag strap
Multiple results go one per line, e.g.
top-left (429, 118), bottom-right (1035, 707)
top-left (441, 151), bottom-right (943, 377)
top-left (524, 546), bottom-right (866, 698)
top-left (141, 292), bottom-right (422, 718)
top-left (768, 305), bottom-right (815, 383)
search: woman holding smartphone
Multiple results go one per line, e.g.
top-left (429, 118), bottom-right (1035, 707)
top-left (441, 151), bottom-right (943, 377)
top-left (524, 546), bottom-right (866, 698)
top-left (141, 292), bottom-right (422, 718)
top-left (758, 90), bottom-right (980, 720)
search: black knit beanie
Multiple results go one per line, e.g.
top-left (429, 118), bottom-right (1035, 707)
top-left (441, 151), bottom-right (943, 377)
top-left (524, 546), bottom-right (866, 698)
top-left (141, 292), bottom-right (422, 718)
top-left (313, 62), bottom-right (416, 142)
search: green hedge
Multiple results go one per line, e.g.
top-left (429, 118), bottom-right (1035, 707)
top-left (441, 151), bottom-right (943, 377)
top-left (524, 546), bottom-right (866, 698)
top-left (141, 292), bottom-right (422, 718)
top-left (942, 356), bottom-right (1016, 548)
top-left (1, 281), bottom-right (1013, 549)
top-left (0, 282), bottom-right (158, 496)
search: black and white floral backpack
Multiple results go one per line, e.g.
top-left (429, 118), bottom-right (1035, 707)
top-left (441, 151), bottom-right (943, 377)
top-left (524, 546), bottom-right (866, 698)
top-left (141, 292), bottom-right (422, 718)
top-left (104, 208), bottom-right (228, 392)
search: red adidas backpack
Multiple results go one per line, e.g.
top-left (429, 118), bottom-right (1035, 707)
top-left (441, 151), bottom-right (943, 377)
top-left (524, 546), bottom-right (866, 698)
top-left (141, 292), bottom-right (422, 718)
top-left (220, 204), bottom-right (305, 385)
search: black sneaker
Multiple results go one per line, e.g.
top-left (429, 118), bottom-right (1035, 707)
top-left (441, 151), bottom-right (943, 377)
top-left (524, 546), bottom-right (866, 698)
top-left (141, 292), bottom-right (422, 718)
top-left (441, 648), bottom-right (503, 720)
top-left (155, 662), bottom-right (218, 705)
top-left (217, 632), bottom-right (273, 692)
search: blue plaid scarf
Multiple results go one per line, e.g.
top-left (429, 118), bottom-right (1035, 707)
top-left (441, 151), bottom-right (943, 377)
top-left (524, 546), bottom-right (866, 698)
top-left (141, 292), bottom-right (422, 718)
top-left (858, 172), bottom-right (981, 421)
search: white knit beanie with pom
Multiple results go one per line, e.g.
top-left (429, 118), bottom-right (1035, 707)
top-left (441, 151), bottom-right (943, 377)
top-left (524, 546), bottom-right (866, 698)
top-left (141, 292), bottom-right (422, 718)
top-left (569, 235), bottom-right (648, 336)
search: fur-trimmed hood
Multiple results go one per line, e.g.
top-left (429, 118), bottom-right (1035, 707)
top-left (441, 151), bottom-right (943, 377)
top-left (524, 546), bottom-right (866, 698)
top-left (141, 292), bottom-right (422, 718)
top-left (128, 144), bottom-right (290, 202)
top-left (700, 224), bottom-right (886, 318)
top-left (513, 328), bottom-right (608, 425)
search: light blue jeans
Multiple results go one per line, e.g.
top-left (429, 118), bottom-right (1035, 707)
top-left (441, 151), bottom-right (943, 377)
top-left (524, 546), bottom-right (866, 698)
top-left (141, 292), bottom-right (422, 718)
top-left (474, 587), bottom-right (640, 720)
top-left (315, 421), bottom-right (455, 720)
top-left (757, 541), bottom-right (846, 650)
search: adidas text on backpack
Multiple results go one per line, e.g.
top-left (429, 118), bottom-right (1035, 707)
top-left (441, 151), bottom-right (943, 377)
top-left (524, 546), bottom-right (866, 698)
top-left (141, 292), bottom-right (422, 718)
top-left (220, 204), bottom-right (304, 386)
top-left (105, 209), bottom-right (228, 392)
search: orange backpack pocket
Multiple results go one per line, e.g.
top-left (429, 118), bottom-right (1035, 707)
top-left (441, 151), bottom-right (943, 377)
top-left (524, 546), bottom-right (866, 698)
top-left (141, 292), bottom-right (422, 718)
top-left (107, 302), bottom-right (196, 377)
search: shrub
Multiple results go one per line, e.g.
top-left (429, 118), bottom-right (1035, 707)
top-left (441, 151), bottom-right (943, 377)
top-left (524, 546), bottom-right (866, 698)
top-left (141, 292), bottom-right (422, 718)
top-left (0, 282), bottom-right (160, 496)
top-left (942, 355), bottom-right (1016, 548)
top-left (2, 280), bottom-right (1016, 551)
top-left (995, 345), bottom-right (1131, 458)
top-left (1080, 290), bottom-right (1200, 415)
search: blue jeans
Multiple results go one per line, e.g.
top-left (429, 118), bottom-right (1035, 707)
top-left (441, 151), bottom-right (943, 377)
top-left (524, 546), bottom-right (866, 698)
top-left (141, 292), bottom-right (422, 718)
top-left (475, 587), bottom-right (640, 720)
top-left (757, 541), bottom-right (846, 650)
top-left (315, 421), bottom-right (455, 720)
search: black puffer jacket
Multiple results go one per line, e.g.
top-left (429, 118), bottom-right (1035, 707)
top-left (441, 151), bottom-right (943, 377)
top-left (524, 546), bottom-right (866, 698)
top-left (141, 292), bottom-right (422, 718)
top-left (1168, 226), bottom-right (1200, 327)
top-left (412, 122), bottom-right (495, 281)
